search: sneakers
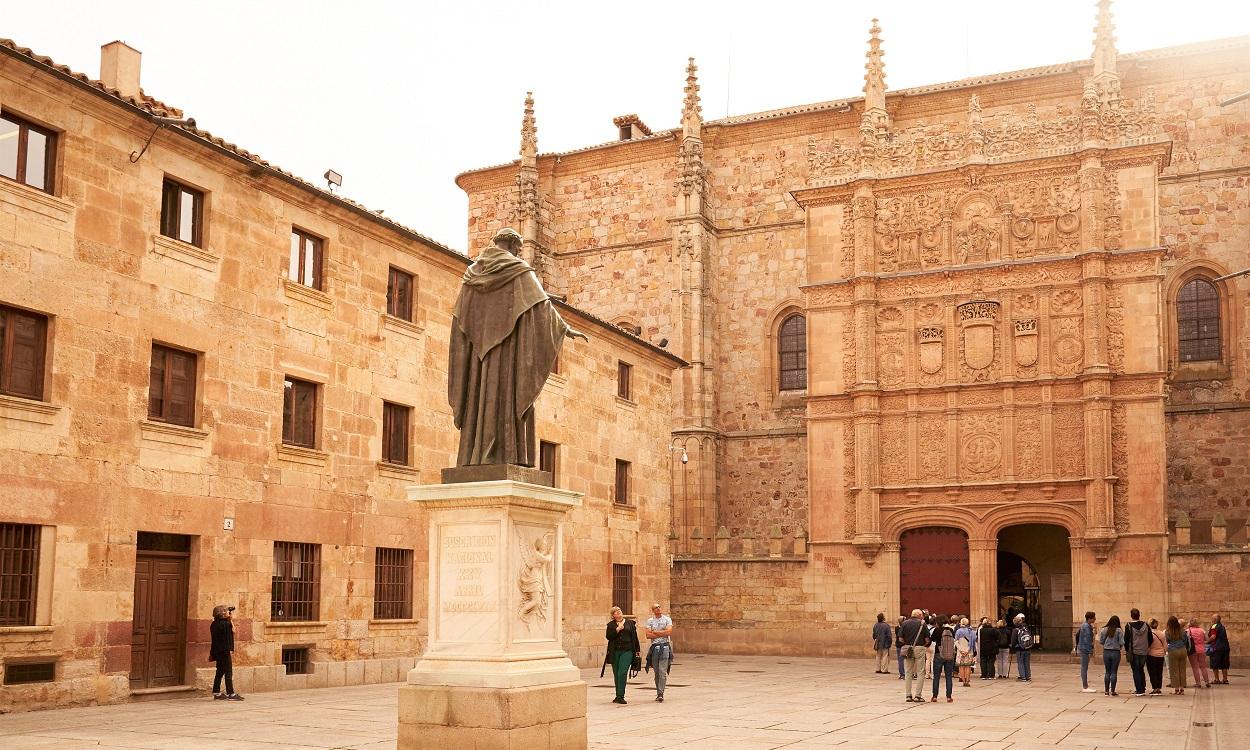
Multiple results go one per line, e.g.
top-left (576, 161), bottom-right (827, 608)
top-left (226, 694), bottom-right (245, 701)
top-left (1081, 688), bottom-right (1097, 693)
top-left (611, 697), bottom-right (627, 705)
top-left (947, 697), bottom-right (953, 703)
top-left (656, 695), bottom-right (664, 703)
top-left (213, 693), bottom-right (227, 700)
top-left (929, 696), bottom-right (937, 703)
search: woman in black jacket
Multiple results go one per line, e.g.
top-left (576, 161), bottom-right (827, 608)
top-left (978, 617), bottom-right (999, 679)
top-left (210, 605), bottom-right (244, 701)
top-left (605, 606), bottom-right (641, 704)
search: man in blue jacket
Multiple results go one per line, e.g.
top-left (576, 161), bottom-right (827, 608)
top-left (872, 613), bottom-right (893, 673)
top-left (1076, 611), bottom-right (1097, 692)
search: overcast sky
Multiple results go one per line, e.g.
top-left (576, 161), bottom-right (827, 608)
top-left (6, 1), bottom-right (1248, 251)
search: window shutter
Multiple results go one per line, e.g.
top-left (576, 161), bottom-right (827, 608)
top-left (168, 350), bottom-right (194, 426)
top-left (8, 313), bottom-right (45, 399)
top-left (149, 348), bottom-right (166, 419)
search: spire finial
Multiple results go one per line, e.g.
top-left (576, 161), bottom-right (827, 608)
top-left (520, 91), bottom-right (537, 164)
top-left (863, 18), bottom-right (887, 114)
top-left (1093, 0), bottom-right (1117, 79)
top-left (682, 57), bottom-right (703, 138)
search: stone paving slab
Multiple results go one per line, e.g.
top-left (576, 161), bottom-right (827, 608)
top-left (0, 655), bottom-right (1241, 749)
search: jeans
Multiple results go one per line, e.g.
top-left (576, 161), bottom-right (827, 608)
top-left (1129, 653), bottom-right (1148, 693)
top-left (212, 653), bottom-right (234, 695)
top-left (610, 649), bottom-right (633, 700)
top-left (932, 658), bottom-right (954, 698)
top-left (897, 646), bottom-right (905, 676)
top-left (1147, 654), bottom-right (1164, 690)
top-left (1079, 651), bottom-right (1092, 688)
top-left (904, 647), bottom-right (928, 699)
top-left (997, 650), bottom-right (1009, 676)
top-left (1016, 650), bottom-right (1032, 680)
top-left (1104, 649), bottom-right (1121, 692)
top-left (651, 643), bottom-right (671, 697)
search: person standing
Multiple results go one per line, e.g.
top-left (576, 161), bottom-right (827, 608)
top-left (1165, 616), bottom-right (1189, 695)
top-left (644, 603), bottom-right (673, 703)
top-left (1124, 608), bottom-right (1153, 696)
top-left (1147, 618), bottom-right (1166, 694)
top-left (209, 605), bottom-right (244, 701)
top-left (954, 617), bottom-right (978, 687)
top-left (996, 619), bottom-right (1012, 679)
top-left (1187, 617), bottom-right (1211, 688)
top-left (1010, 614), bottom-right (1034, 682)
top-left (872, 613), bottom-right (893, 674)
top-left (978, 617), bottom-right (999, 680)
top-left (899, 609), bottom-right (932, 703)
top-left (895, 616), bottom-right (906, 680)
top-left (604, 606), bottom-right (640, 705)
top-left (931, 616), bottom-right (957, 703)
top-left (1076, 612), bottom-right (1097, 693)
top-left (1100, 615), bottom-right (1124, 695)
top-left (1208, 614), bottom-right (1230, 684)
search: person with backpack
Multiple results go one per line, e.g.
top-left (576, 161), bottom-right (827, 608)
top-left (1010, 613), bottom-right (1034, 681)
top-left (1187, 617), bottom-right (1211, 688)
top-left (1100, 615), bottom-right (1124, 695)
top-left (954, 617), bottom-right (978, 687)
top-left (930, 615), bottom-right (958, 702)
top-left (977, 617), bottom-right (999, 679)
top-left (1075, 611), bottom-right (1097, 692)
top-left (1124, 608), bottom-right (1153, 696)
top-left (1165, 616), bottom-right (1189, 695)
top-left (872, 613), bottom-right (894, 674)
top-left (899, 608), bottom-right (932, 703)
top-left (1147, 618), bottom-right (1167, 694)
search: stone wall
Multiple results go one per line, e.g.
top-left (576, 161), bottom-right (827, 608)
top-left (1168, 548), bottom-right (1250, 668)
top-left (1166, 408), bottom-right (1250, 543)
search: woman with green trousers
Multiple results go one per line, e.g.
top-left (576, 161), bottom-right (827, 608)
top-left (604, 606), bottom-right (641, 704)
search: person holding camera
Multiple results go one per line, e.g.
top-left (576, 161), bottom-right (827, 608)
top-left (210, 605), bottom-right (244, 701)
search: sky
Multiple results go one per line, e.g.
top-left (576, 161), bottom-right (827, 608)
top-left (5, 1), bottom-right (1249, 252)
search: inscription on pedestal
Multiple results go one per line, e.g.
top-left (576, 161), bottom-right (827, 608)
top-left (437, 522), bottom-right (500, 643)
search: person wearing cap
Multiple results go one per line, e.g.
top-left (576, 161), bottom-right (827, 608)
top-left (644, 603), bottom-right (674, 702)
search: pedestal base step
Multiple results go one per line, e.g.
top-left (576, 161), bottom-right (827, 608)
top-left (398, 680), bottom-right (586, 750)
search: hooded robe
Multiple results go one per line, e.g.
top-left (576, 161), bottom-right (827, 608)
top-left (448, 244), bottom-right (569, 466)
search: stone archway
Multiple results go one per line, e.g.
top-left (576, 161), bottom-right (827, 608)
top-left (996, 524), bottom-right (1073, 650)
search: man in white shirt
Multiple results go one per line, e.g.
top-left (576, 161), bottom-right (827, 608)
top-left (645, 603), bottom-right (674, 702)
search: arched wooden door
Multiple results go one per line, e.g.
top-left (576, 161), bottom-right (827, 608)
top-left (899, 527), bottom-right (970, 616)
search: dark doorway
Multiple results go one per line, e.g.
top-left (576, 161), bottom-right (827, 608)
top-left (899, 527), bottom-right (969, 617)
top-left (130, 532), bottom-right (190, 689)
top-left (996, 524), bottom-right (1071, 651)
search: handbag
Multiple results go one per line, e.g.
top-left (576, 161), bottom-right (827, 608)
top-left (1205, 643), bottom-right (1215, 656)
top-left (904, 619), bottom-right (925, 658)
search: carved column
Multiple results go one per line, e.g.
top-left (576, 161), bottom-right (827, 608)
top-left (968, 538), bottom-right (998, 621)
top-left (882, 541), bottom-right (902, 618)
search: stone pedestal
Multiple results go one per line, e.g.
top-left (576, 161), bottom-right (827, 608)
top-left (399, 479), bottom-right (586, 750)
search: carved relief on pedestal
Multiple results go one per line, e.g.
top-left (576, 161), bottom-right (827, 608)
top-left (957, 300), bottom-right (1000, 382)
top-left (880, 417), bottom-right (908, 484)
top-left (960, 412), bottom-right (1002, 478)
top-left (516, 528), bottom-right (555, 631)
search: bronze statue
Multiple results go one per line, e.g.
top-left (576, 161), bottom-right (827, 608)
top-left (448, 228), bottom-right (586, 467)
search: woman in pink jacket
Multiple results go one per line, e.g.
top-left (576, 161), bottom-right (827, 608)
top-left (1187, 617), bottom-right (1211, 688)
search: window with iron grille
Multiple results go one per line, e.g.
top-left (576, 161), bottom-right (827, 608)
top-left (778, 314), bottom-right (807, 391)
top-left (0, 523), bottom-right (40, 627)
top-left (386, 267), bottom-right (415, 321)
top-left (3, 661), bottom-right (54, 685)
top-left (381, 401), bottom-right (411, 466)
top-left (539, 441), bottom-right (558, 484)
top-left (280, 646), bottom-right (311, 675)
top-left (160, 178), bottom-right (203, 247)
top-left (611, 563), bottom-right (633, 615)
top-left (271, 542), bottom-right (320, 622)
top-left (617, 361), bottom-right (632, 400)
top-left (289, 228), bottom-right (323, 290)
top-left (148, 344), bottom-right (197, 427)
top-left (373, 547), bottom-right (413, 620)
top-left (0, 111), bottom-right (56, 194)
top-left (282, 377), bottom-right (318, 448)
top-left (0, 304), bottom-right (49, 401)
top-left (1177, 279), bottom-right (1221, 363)
top-left (614, 459), bottom-right (630, 506)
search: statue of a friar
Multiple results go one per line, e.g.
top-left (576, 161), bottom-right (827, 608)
top-left (448, 228), bottom-right (586, 468)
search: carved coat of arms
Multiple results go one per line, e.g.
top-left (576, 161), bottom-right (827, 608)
top-left (918, 326), bottom-right (944, 374)
top-left (958, 301), bottom-right (1000, 371)
top-left (1014, 318), bottom-right (1039, 367)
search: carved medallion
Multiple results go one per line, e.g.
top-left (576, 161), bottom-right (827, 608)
top-left (918, 326), bottom-right (944, 374)
top-left (961, 412), bottom-right (1002, 475)
top-left (1053, 333), bottom-right (1084, 366)
top-left (957, 301), bottom-right (1000, 372)
top-left (1011, 217), bottom-right (1034, 239)
top-left (1014, 318), bottom-right (1039, 367)
top-left (1056, 212), bottom-right (1080, 234)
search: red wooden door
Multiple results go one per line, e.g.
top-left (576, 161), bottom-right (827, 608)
top-left (131, 553), bottom-right (188, 688)
top-left (899, 527), bottom-right (970, 617)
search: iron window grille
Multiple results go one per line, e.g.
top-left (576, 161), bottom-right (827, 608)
top-left (381, 402), bottom-right (411, 466)
top-left (614, 460), bottom-right (630, 506)
top-left (0, 304), bottom-right (49, 401)
top-left (271, 542), bottom-right (320, 622)
top-left (611, 563), bottom-right (633, 616)
top-left (778, 314), bottom-right (807, 391)
top-left (282, 377), bottom-right (318, 448)
top-left (373, 548), bottom-right (413, 620)
top-left (148, 344), bottom-right (197, 427)
top-left (281, 646), bottom-right (311, 675)
top-left (3, 661), bottom-right (54, 685)
top-left (1177, 279), bottom-right (1221, 363)
top-left (0, 111), bottom-right (56, 194)
top-left (160, 179), bottom-right (203, 247)
top-left (0, 523), bottom-right (40, 626)
top-left (386, 267), bottom-right (415, 321)
top-left (289, 229), bottom-right (324, 290)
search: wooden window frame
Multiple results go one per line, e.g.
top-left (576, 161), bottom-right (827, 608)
top-left (539, 440), bottom-right (558, 484)
top-left (614, 459), bottom-right (631, 506)
top-left (611, 563), bottom-right (633, 616)
top-left (160, 178), bottom-right (204, 247)
top-left (282, 377), bottom-right (319, 449)
top-left (0, 522), bottom-right (40, 627)
top-left (271, 541), bottom-right (320, 622)
top-left (373, 547), bottom-right (413, 620)
top-left (381, 401), bottom-right (411, 466)
top-left (778, 313), bottom-right (807, 391)
top-left (0, 111), bottom-right (56, 194)
top-left (386, 266), bottom-right (415, 322)
top-left (617, 360), bottom-right (632, 401)
top-left (148, 344), bottom-right (198, 427)
top-left (0, 304), bottom-right (49, 401)
top-left (289, 228), bottom-right (324, 290)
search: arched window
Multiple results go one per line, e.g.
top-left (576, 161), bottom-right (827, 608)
top-left (1177, 279), bottom-right (1221, 363)
top-left (778, 314), bottom-right (807, 391)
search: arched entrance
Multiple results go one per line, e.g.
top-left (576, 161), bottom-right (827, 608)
top-left (996, 524), bottom-right (1072, 650)
top-left (899, 527), bottom-right (969, 617)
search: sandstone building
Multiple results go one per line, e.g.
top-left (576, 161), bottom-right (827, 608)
top-left (0, 39), bottom-right (680, 710)
top-left (459, 1), bottom-right (1250, 660)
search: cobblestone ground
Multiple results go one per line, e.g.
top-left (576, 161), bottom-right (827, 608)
top-left (0, 655), bottom-right (1243, 749)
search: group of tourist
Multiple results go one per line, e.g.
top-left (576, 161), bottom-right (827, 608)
top-left (603, 603), bottom-right (674, 705)
top-left (874, 609), bottom-right (1232, 702)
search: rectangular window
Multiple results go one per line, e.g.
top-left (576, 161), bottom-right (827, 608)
top-left (614, 459), bottom-right (630, 506)
top-left (0, 523), bottom-right (40, 627)
top-left (280, 646), bottom-right (311, 675)
top-left (289, 229), bottom-right (323, 290)
top-left (0, 304), bottom-right (49, 400)
top-left (148, 344), bottom-right (197, 427)
top-left (282, 377), bottom-right (318, 448)
top-left (381, 401), bottom-right (411, 466)
top-left (0, 112), bottom-right (56, 193)
top-left (3, 662), bottom-right (55, 685)
top-left (539, 441), bottom-right (558, 484)
top-left (160, 179), bottom-right (203, 246)
top-left (271, 542), bottom-right (320, 622)
top-left (386, 267), bottom-right (415, 321)
top-left (611, 563), bottom-right (633, 615)
top-left (617, 360), bottom-right (632, 400)
top-left (373, 547), bottom-right (413, 620)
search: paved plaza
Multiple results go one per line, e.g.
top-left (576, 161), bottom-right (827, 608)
top-left (0, 655), bottom-right (1244, 749)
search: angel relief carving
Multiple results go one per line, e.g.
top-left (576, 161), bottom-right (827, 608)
top-left (517, 529), bottom-right (554, 629)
